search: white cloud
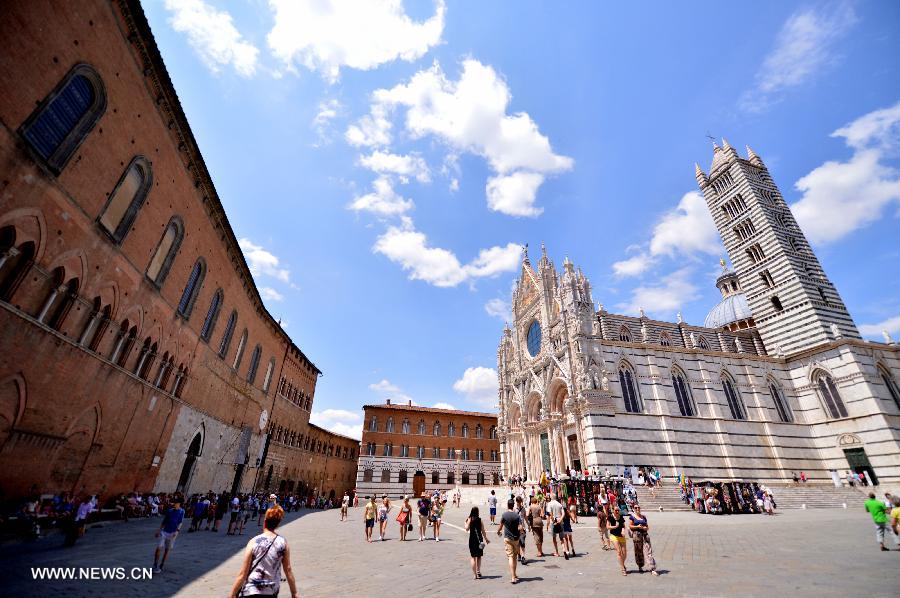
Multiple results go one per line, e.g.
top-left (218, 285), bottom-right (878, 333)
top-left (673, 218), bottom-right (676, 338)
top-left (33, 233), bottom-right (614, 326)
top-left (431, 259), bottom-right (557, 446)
top-left (485, 297), bottom-right (511, 321)
top-left (449, 178), bottom-right (459, 192)
top-left (359, 151), bottom-right (430, 183)
top-left (612, 191), bottom-right (720, 278)
top-left (349, 177), bottom-right (414, 217)
top-left (310, 409), bottom-right (363, 440)
top-left (352, 59), bottom-right (572, 215)
top-left (432, 402), bottom-right (457, 411)
top-left (859, 316), bottom-right (900, 339)
top-left (267, 0), bottom-right (445, 83)
top-left (368, 379), bottom-right (414, 404)
top-left (312, 99), bottom-right (343, 145)
top-left (791, 102), bottom-right (900, 244)
top-left (373, 219), bottom-right (522, 287)
top-left (452, 367), bottom-right (498, 408)
top-left (238, 238), bottom-right (291, 283)
top-left (259, 287), bottom-right (284, 302)
top-left (616, 268), bottom-right (700, 318)
top-left (164, 0), bottom-right (259, 77)
top-left (739, 2), bottom-right (857, 112)
top-left (345, 104), bottom-right (393, 148)
top-left (486, 172), bottom-right (545, 217)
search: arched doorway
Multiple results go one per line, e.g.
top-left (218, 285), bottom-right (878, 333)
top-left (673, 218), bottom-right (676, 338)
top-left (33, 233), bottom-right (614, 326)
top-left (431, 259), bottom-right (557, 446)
top-left (413, 470), bottom-right (425, 496)
top-left (176, 432), bottom-right (202, 494)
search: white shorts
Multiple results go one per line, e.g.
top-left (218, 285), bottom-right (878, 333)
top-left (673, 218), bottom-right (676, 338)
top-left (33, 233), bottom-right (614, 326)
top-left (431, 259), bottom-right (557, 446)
top-left (158, 530), bottom-right (177, 550)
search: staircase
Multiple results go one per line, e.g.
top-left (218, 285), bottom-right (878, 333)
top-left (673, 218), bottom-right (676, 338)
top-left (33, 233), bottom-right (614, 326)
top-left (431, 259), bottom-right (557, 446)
top-left (634, 483), bottom-right (868, 512)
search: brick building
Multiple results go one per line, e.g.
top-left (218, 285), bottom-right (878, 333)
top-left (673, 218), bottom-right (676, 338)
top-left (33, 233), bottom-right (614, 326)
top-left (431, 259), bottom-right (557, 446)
top-left (0, 0), bottom-right (357, 502)
top-left (356, 401), bottom-right (500, 498)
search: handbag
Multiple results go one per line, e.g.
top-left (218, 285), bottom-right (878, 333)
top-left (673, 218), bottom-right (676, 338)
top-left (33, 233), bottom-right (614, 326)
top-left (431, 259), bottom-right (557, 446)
top-left (477, 522), bottom-right (486, 550)
top-left (239, 534), bottom-right (278, 597)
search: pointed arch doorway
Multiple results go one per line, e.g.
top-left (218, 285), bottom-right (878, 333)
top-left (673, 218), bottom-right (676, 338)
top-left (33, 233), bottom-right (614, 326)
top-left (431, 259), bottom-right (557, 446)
top-left (176, 431), bottom-right (203, 494)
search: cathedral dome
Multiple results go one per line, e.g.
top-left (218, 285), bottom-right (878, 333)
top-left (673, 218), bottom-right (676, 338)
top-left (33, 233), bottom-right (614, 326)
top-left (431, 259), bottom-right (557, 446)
top-left (704, 292), bottom-right (753, 329)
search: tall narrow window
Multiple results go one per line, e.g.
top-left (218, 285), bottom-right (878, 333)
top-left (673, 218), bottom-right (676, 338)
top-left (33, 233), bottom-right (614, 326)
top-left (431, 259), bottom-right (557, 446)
top-left (218, 310), bottom-right (237, 358)
top-left (722, 374), bottom-right (747, 420)
top-left (146, 217), bottom-right (183, 286)
top-left (620, 363), bottom-right (642, 413)
top-left (262, 358), bottom-right (276, 392)
top-left (37, 268), bottom-right (79, 331)
top-left (769, 382), bottom-right (793, 423)
top-left (672, 369), bottom-right (696, 417)
top-left (448, 422), bottom-right (455, 437)
top-left (0, 229), bottom-right (35, 302)
top-left (386, 417), bottom-right (394, 433)
top-left (462, 423), bottom-right (469, 438)
top-left (417, 420), bottom-right (426, 435)
top-left (369, 417), bottom-right (378, 432)
top-left (200, 289), bottom-right (223, 341)
top-left (816, 373), bottom-right (848, 419)
top-left (98, 157), bottom-right (152, 243)
top-left (879, 367), bottom-right (900, 410)
top-left (771, 296), bottom-right (783, 312)
top-left (247, 344), bottom-right (262, 384)
top-left (112, 323), bottom-right (137, 367)
top-left (619, 326), bottom-right (632, 342)
top-left (402, 419), bottom-right (410, 434)
top-left (232, 329), bottom-right (248, 370)
top-left (20, 64), bottom-right (106, 174)
top-left (177, 258), bottom-right (205, 318)
top-left (433, 421), bottom-right (441, 436)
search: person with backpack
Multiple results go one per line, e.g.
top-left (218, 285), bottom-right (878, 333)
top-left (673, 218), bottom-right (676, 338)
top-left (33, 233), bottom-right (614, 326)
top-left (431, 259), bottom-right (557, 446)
top-left (229, 504), bottom-right (298, 598)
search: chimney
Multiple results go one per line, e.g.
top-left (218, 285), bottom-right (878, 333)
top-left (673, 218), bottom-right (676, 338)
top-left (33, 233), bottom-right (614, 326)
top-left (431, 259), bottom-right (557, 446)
top-left (386, 398), bottom-right (391, 405)
top-left (408, 399), bottom-right (412, 406)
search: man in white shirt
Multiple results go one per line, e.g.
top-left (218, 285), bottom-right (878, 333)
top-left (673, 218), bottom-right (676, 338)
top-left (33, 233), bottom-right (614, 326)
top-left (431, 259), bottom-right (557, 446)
top-left (341, 493), bottom-right (349, 521)
top-left (488, 490), bottom-right (499, 525)
top-left (546, 495), bottom-right (565, 557)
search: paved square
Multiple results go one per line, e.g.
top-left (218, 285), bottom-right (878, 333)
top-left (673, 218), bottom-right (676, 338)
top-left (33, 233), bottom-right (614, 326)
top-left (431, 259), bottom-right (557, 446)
top-left (2, 505), bottom-right (898, 597)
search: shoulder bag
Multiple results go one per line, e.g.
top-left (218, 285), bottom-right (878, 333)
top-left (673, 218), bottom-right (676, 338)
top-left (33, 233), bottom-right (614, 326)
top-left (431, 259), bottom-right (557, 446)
top-left (239, 534), bottom-right (279, 597)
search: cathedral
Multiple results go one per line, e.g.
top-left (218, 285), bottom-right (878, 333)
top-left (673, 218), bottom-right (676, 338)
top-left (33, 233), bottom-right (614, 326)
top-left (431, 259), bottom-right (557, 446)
top-left (496, 142), bottom-right (900, 486)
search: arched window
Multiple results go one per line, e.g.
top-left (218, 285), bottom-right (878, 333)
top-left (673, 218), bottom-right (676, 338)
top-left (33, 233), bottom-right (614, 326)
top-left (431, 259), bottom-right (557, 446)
top-left (177, 258), bottom-right (205, 318)
top-left (879, 366), bottom-right (900, 410)
top-left (78, 297), bottom-right (110, 352)
top-left (769, 381), bottom-right (793, 423)
top-left (135, 339), bottom-right (157, 380)
top-left (659, 332), bottom-right (671, 347)
top-left (815, 372), bottom-right (848, 419)
top-left (401, 419), bottom-right (410, 434)
top-left (0, 228), bottom-right (35, 302)
top-left (490, 426), bottom-right (497, 439)
top-left (98, 157), bottom-right (153, 243)
top-left (447, 472), bottom-right (455, 484)
top-left (722, 373), bottom-right (747, 420)
top-left (697, 335), bottom-right (710, 350)
top-left (262, 358), bottom-right (276, 393)
top-left (111, 322), bottom-right (137, 367)
top-left (461, 423), bottom-right (469, 438)
top-left (369, 416), bottom-right (378, 432)
top-left (433, 421), bottom-right (441, 436)
top-left (448, 422), bottom-right (456, 437)
top-left (619, 325), bottom-right (632, 342)
top-left (672, 368), bottom-right (696, 417)
top-left (417, 419), bottom-right (426, 435)
top-left (431, 471), bottom-right (439, 484)
top-left (37, 267), bottom-right (79, 331)
top-left (218, 310), bottom-right (237, 358)
top-left (247, 344), bottom-right (262, 384)
top-left (232, 329), bottom-right (248, 370)
top-left (200, 289), bottom-right (223, 341)
top-left (146, 217), bottom-right (183, 286)
top-left (462, 473), bottom-right (470, 485)
top-left (619, 362), bottom-right (642, 413)
top-left (386, 418), bottom-right (394, 433)
top-left (475, 424), bottom-right (483, 439)
top-left (20, 64), bottom-right (106, 174)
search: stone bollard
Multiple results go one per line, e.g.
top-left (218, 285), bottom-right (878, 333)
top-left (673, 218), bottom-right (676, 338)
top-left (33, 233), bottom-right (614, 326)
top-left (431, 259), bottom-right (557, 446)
top-left (842, 503), bottom-right (847, 509)
top-left (802, 503), bottom-right (807, 509)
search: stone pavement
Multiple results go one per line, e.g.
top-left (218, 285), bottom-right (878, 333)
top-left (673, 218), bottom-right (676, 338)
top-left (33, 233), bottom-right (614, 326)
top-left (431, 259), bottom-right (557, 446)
top-left (1, 504), bottom-right (898, 597)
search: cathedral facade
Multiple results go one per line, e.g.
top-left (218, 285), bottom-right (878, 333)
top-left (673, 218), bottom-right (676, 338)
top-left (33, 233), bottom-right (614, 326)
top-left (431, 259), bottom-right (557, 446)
top-left (497, 142), bottom-right (900, 486)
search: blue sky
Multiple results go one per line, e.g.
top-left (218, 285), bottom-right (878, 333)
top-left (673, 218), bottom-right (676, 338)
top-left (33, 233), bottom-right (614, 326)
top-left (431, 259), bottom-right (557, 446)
top-left (144, 0), bottom-right (900, 438)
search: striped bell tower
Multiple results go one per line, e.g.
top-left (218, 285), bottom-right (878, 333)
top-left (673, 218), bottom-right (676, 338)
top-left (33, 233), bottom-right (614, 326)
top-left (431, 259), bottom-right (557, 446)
top-left (696, 140), bottom-right (860, 355)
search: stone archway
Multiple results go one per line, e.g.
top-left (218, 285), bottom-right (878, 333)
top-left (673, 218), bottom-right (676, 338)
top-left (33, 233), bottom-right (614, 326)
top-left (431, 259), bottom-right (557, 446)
top-left (176, 431), bottom-right (203, 494)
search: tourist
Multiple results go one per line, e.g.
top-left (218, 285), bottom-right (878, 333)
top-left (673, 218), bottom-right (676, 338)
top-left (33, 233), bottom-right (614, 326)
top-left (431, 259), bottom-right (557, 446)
top-left (377, 494), bottom-right (392, 541)
top-left (496, 499), bottom-right (521, 584)
top-left (417, 492), bottom-right (431, 541)
top-left (227, 493), bottom-right (242, 535)
top-left (358, 496), bottom-right (375, 543)
top-left (214, 492), bottom-right (229, 532)
top-left (865, 492), bottom-right (890, 551)
top-left (792, 471), bottom-right (799, 484)
top-left (560, 502), bottom-right (575, 559)
top-left (597, 502), bottom-right (611, 551)
top-left (763, 491), bottom-right (775, 516)
top-left (609, 505), bottom-right (628, 575)
top-left (431, 496), bottom-right (444, 541)
top-left (153, 496), bottom-right (185, 573)
top-left (568, 497), bottom-right (579, 524)
top-left (488, 490), bottom-right (498, 525)
top-left (229, 504), bottom-right (299, 598)
top-left (190, 494), bottom-right (208, 532)
top-left (546, 493), bottom-right (565, 557)
top-left (890, 496), bottom-right (900, 549)
top-left (515, 495), bottom-right (528, 565)
top-left (527, 496), bottom-right (545, 556)
top-left (63, 495), bottom-right (92, 547)
top-left (883, 492), bottom-right (894, 509)
top-left (627, 504), bottom-right (659, 575)
top-left (465, 506), bottom-right (489, 579)
top-left (239, 495), bottom-right (253, 535)
top-left (845, 470), bottom-right (855, 487)
top-left (800, 471), bottom-right (807, 483)
top-left (205, 497), bottom-right (216, 531)
top-left (397, 496), bottom-right (412, 541)
top-left (340, 492), bottom-right (349, 521)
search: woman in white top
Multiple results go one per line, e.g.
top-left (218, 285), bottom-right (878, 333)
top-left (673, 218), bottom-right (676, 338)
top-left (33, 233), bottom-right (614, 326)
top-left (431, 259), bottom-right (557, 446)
top-left (230, 505), bottom-right (298, 598)
top-left (377, 495), bottom-right (392, 541)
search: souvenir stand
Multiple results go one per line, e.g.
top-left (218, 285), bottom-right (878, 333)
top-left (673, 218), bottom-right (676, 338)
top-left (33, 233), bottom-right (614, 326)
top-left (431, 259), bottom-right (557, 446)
top-left (689, 480), bottom-right (763, 515)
